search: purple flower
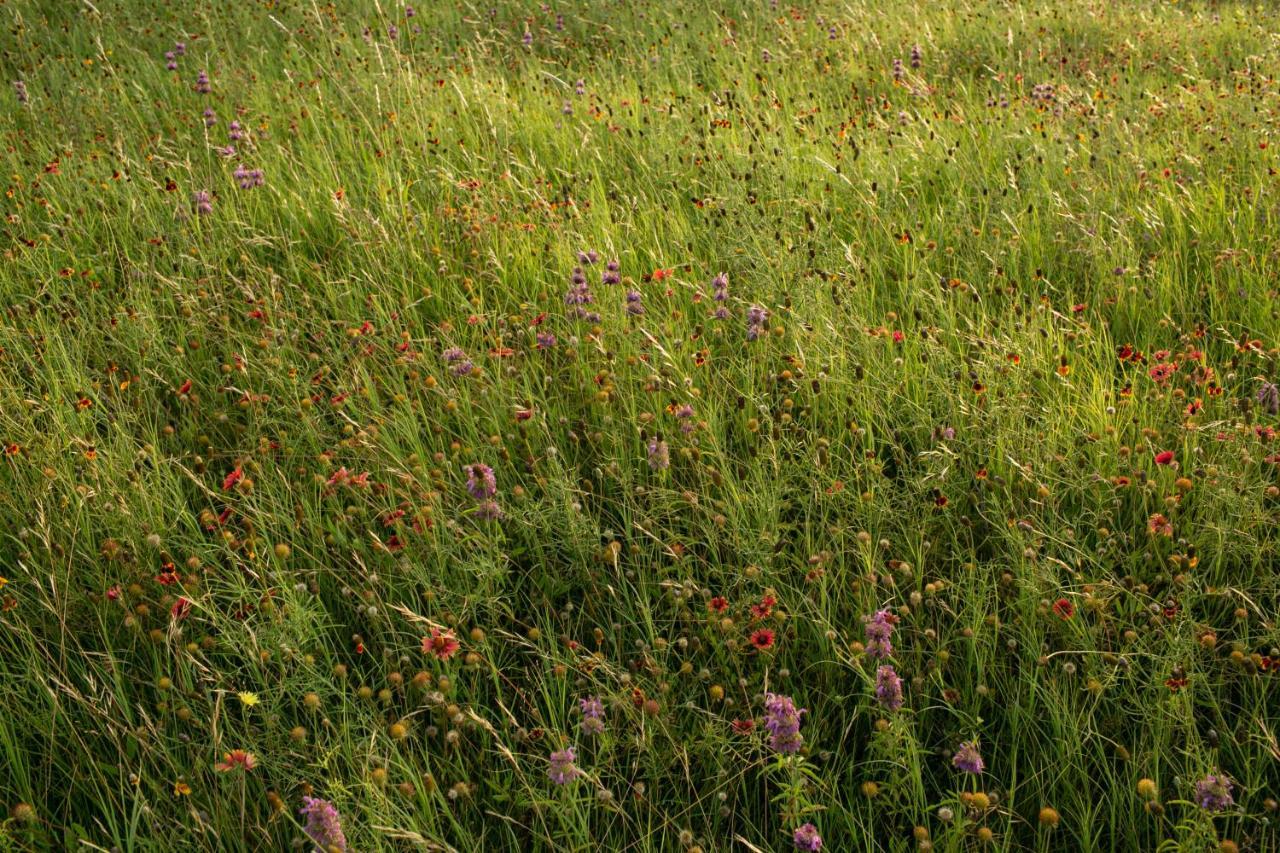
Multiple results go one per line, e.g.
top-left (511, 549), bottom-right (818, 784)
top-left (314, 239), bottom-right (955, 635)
top-left (575, 79), bottom-right (585, 95)
top-left (299, 797), bottom-right (347, 852)
top-left (1194, 774), bottom-right (1234, 812)
top-left (535, 331), bottom-right (557, 350)
top-left (13, 80), bottom-right (28, 104)
top-left (465, 463), bottom-right (497, 501)
top-left (793, 823), bottom-right (823, 851)
top-left (228, 120), bottom-right (244, 142)
top-left (564, 268), bottom-right (594, 305)
top-left (232, 165), bottom-right (264, 189)
top-left (580, 696), bottom-right (605, 735)
top-left (174, 41), bottom-right (186, 56)
top-left (893, 58), bottom-right (904, 81)
top-left (763, 693), bottom-right (805, 754)
top-left (203, 107), bottom-right (217, 127)
top-left (874, 665), bottom-right (903, 712)
top-left (388, 24), bottom-right (399, 40)
top-left (1257, 382), bottom-right (1279, 415)
top-left (647, 438), bottom-right (669, 471)
top-left (192, 190), bottom-right (213, 216)
top-left (625, 290), bottom-right (644, 316)
top-left (910, 44), bottom-right (922, 68)
top-left (195, 70), bottom-right (211, 94)
top-left (406, 5), bottom-right (415, 17)
top-left (577, 250), bottom-right (599, 265)
top-left (862, 609), bottom-right (894, 659)
top-left (165, 52), bottom-right (178, 71)
top-left (952, 741), bottom-right (983, 774)
top-left (747, 306), bottom-right (768, 340)
top-left (522, 30), bottom-right (533, 47)
top-left (548, 748), bottom-right (581, 784)
top-left (601, 259), bottom-right (621, 285)
top-left (442, 347), bottom-right (467, 363)
top-left (474, 499), bottom-right (503, 520)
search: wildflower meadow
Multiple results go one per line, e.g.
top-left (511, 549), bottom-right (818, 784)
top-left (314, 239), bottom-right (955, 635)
top-left (2, 0), bottom-right (1279, 850)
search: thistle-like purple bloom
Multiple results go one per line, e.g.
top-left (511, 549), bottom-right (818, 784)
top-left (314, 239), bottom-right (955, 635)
top-left (763, 692), bottom-right (805, 754)
top-left (1194, 773), bottom-right (1234, 812)
top-left (910, 44), bottom-right (923, 68)
top-left (535, 331), bottom-right (557, 350)
top-left (299, 796), bottom-right (347, 852)
top-left (521, 30), bottom-right (533, 48)
top-left (195, 70), bottom-right (211, 94)
top-left (747, 306), bottom-right (768, 340)
top-left (203, 107), bottom-right (217, 127)
top-left (465, 463), bottom-right (497, 501)
top-left (13, 80), bottom-right (28, 104)
top-left (1257, 382), bottom-right (1279, 415)
top-left (862, 609), bottom-right (895, 659)
top-left (647, 438), bottom-right (669, 471)
top-left (174, 41), bottom-right (186, 56)
top-left (793, 823), bottom-right (823, 851)
top-left (625, 290), bottom-right (645, 316)
top-left (580, 696), bottom-right (605, 735)
top-left (232, 165), bottom-right (264, 189)
top-left (228, 120), bottom-right (244, 142)
top-left (548, 748), bottom-right (581, 784)
top-left (874, 665), bottom-right (903, 712)
top-left (952, 741), bottom-right (983, 774)
top-left (577, 250), bottom-right (599, 265)
top-left (192, 190), bottom-right (213, 216)
top-left (601, 259), bottom-right (620, 285)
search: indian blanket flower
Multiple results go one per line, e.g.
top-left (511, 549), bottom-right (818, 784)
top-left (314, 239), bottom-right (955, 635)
top-left (874, 665), bottom-right (904, 712)
top-left (423, 627), bottom-right (460, 661)
top-left (547, 748), bottom-right (581, 784)
top-left (299, 796), bottom-right (347, 852)
top-left (465, 463), bottom-right (497, 500)
top-left (793, 823), bottom-right (823, 851)
top-left (763, 692), bottom-right (805, 754)
top-left (862, 609), bottom-right (896, 659)
top-left (952, 741), bottom-right (984, 774)
top-left (580, 696), bottom-right (605, 735)
top-left (1194, 773), bottom-right (1234, 812)
top-left (214, 749), bottom-right (257, 772)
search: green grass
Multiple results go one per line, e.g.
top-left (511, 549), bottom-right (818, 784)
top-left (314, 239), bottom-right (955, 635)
top-left (0, 0), bottom-right (1278, 849)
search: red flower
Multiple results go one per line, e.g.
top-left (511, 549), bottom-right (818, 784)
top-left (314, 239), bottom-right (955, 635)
top-left (1052, 598), bottom-right (1075, 620)
top-left (731, 718), bottom-right (756, 734)
top-left (214, 750), bottom-right (257, 772)
top-left (222, 467), bottom-right (243, 490)
top-left (1154, 450), bottom-right (1175, 466)
top-left (749, 628), bottom-right (776, 651)
top-left (708, 596), bottom-right (728, 613)
top-left (170, 597), bottom-right (192, 620)
top-left (423, 628), bottom-right (460, 661)
top-left (177, 379), bottom-right (192, 395)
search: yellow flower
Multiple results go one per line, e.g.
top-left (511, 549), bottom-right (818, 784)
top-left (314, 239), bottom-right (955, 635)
top-left (173, 781), bottom-right (191, 796)
top-left (237, 692), bottom-right (260, 708)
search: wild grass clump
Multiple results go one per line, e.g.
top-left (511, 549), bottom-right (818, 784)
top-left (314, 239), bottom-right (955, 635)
top-left (0, 0), bottom-right (1277, 849)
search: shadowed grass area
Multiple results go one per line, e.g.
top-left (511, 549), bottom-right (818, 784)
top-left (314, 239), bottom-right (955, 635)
top-left (0, 0), bottom-right (1277, 850)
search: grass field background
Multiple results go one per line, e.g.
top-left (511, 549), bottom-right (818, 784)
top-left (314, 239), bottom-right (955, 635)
top-left (1, 0), bottom-right (1278, 849)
